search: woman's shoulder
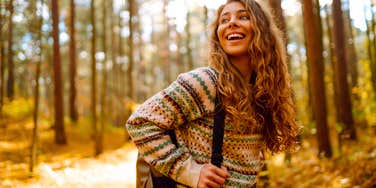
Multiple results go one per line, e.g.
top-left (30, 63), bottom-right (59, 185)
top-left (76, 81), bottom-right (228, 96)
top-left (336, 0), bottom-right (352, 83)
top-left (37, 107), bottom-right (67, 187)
top-left (177, 66), bottom-right (217, 85)
top-left (171, 67), bottom-right (217, 113)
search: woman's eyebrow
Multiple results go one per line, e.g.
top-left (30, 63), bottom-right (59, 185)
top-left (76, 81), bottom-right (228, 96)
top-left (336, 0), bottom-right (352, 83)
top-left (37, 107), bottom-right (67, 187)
top-left (220, 9), bottom-right (248, 17)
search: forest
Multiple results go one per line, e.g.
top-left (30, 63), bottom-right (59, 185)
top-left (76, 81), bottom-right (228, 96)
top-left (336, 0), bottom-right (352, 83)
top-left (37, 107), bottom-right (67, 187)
top-left (0, 0), bottom-right (375, 187)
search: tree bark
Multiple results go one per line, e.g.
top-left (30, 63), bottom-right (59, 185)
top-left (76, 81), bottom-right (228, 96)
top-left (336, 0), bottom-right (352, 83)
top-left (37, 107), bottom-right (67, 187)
top-left (0, 0), bottom-right (4, 110)
top-left (302, 0), bottom-right (332, 158)
top-left (186, 11), bottom-right (193, 70)
top-left (69, 0), bottom-right (78, 122)
top-left (162, 0), bottom-right (171, 84)
top-left (51, 0), bottom-right (66, 144)
top-left (98, 0), bottom-right (108, 157)
top-left (118, 9), bottom-right (123, 102)
top-left (90, 0), bottom-right (99, 155)
top-left (268, 0), bottom-right (287, 42)
top-left (127, 0), bottom-right (134, 100)
top-left (7, 0), bottom-right (14, 101)
top-left (135, 1), bottom-right (145, 101)
top-left (332, 0), bottom-right (357, 140)
top-left (370, 1), bottom-right (376, 93)
top-left (109, 0), bottom-right (116, 123)
top-left (30, 0), bottom-right (44, 173)
top-left (176, 31), bottom-right (184, 74)
top-left (343, 2), bottom-right (358, 89)
top-left (324, 5), bottom-right (344, 152)
top-left (323, 6), bottom-right (340, 123)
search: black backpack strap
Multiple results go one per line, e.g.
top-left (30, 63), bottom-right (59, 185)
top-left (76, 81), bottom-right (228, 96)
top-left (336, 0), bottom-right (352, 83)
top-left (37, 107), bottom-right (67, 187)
top-left (167, 129), bottom-right (178, 146)
top-left (211, 95), bottom-right (226, 167)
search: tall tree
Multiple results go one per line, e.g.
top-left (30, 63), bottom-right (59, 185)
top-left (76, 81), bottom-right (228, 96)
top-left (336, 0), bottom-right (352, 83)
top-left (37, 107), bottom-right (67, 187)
top-left (203, 5), bottom-right (208, 27)
top-left (7, 0), bottom-right (14, 101)
top-left (162, 0), bottom-right (171, 84)
top-left (302, 0), bottom-right (332, 158)
top-left (186, 11), bottom-right (193, 70)
top-left (51, 0), bottom-right (66, 144)
top-left (268, 0), bottom-right (287, 42)
top-left (323, 5), bottom-right (341, 125)
top-left (117, 5), bottom-right (124, 102)
top-left (0, 0), bottom-right (4, 109)
top-left (135, 1), bottom-right (145, 101)
top-left (30, 0), bottom-right (44, 173)
top-left (332, 0), bottom-right (357, 140)
top-left (369, 0), bottom-right (376, 93)
top-left (127, 0), bottom-right (134, 99)
top-left (109, 0), bottom-right (116, 121)
top-left (176, 30), bottom-right (184, 74)
top-left (69, 0), bottom-right (78, 122)
top-left (99, 0), bottom-right (108, 156)
top-left (343, 1), bottom-right (358, 89)
top-left (365, 7), bottom-right (375, 80)
top-left (90, 0), bottom-right (99, 155)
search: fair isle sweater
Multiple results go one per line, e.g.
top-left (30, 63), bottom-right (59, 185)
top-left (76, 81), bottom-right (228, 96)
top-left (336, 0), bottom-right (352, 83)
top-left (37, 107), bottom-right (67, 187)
top-left (126, 67), bottom-right (264, 188)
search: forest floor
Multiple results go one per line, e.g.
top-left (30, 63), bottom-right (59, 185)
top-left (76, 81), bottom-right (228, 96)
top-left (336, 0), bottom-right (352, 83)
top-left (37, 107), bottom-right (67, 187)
top-left (1, 116), bottom-right (376, 188)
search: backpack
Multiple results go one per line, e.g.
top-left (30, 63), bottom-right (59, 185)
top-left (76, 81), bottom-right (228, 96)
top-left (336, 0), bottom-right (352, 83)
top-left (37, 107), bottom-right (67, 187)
top-left (135, 96), bottom-right (225, 188)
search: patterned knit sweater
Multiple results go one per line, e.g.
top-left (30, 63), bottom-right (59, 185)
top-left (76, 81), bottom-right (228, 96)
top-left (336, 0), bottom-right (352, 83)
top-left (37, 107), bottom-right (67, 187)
top-left (126, 67), bottom-right (264, 188)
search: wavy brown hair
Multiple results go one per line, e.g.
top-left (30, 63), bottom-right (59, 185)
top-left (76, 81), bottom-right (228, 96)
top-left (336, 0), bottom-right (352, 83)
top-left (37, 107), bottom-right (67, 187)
top-left (208, 0), bottom-right (299, 153)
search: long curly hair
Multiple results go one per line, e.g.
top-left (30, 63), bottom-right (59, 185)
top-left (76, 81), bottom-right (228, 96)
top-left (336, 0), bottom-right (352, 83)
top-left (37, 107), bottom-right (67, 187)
top-left (208, 0), bottom-right (299, 153)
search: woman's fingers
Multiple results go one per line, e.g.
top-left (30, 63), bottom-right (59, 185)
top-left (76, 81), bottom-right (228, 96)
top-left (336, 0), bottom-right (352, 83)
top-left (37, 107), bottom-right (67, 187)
top-left (198, 163), bottom-right (229, 188)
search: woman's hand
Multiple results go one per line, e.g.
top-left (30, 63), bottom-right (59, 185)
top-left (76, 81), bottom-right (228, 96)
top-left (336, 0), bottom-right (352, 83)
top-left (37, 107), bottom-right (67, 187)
top-left (197, 163), bottom-right (229, 188)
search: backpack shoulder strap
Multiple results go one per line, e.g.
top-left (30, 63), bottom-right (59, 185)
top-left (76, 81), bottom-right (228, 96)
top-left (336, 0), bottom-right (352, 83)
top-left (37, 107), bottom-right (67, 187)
top-left (211, 95), bottom-right (225, 167)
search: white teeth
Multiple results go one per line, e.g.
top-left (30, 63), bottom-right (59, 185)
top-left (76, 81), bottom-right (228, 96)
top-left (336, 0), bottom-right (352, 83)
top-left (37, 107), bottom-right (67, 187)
top-left (227, 33), bottom-right (244, 40)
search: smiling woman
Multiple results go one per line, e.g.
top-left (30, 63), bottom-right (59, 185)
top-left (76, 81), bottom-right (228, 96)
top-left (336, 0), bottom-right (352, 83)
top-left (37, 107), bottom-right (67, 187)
top-left (126, 0), bottom-right (299, 187)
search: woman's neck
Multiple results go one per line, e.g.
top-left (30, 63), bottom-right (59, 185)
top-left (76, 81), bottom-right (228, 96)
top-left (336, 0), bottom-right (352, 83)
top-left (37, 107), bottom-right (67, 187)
top-left (230, 55), bottom-right (252, 82)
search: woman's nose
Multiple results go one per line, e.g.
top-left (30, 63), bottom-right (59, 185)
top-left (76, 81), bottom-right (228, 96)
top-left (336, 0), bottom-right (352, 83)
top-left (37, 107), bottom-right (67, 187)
top-left (228, 17), bottom-right (239, 28)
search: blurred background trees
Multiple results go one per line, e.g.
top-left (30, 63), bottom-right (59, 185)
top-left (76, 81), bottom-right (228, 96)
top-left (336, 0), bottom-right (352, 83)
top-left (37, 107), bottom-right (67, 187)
top-left (0, 0), bottom-right (375, 186)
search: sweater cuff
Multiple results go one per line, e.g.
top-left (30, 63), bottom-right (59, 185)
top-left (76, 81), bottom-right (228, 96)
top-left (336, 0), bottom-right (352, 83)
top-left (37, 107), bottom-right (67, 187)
top-left (176, 158), bottom-right (203, 188)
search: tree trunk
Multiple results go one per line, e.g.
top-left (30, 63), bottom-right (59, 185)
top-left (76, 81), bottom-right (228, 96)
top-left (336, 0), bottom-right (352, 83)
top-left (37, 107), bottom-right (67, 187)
top-left (203, 6), bottom-right (208, 27)
top-left (7, 0), bottom-right (14, 101)
top-left (51, 0), bottom-right (66, 145)
top-left (323, 5), bottom-right (340, 119)
top-left (98, 0), bottom-right (108, 157)
top-left (302, 0), bottom-right (332, 158)
top-left (90, 0), bottom-right (99, 155)
top-left (0, 36), bottom-right (3, 111)
top-left (149, 16), bottom-right (157, 95)
top-left (69, 0), bottom-right (78, 122)
top-left (365, 10), bottom-right (375, 82)
top-left (162, 0), bottom-right (171, 84)
top-left (370, 1), bottom-right (376, 93)
top-left (127, 0), bottom-right (134, 100)
top-left (343, 2), bottom-right (358, 90)
top-left (30, 0), bottom-right (44, 173)
top-left (176, 31), bottom-right (184, 74)
top-left (268, 0), bottom-right (287, 42)
top-left (116, 5), bottom-right (124, 126)
top-left (0, 0), bottom-right (4, 110)
top-left (135, 1), bottom-right (145, 101)
top-left (324, 5), bottom-right (342, 152)
top-left (109, 0), bottom-right (116, 123)
top-left (268, 0), bottom-right (291, 72)
top-left (332, 0), bottom-right (357, 140)
top-left (186, 11), bottom-right (193, 70)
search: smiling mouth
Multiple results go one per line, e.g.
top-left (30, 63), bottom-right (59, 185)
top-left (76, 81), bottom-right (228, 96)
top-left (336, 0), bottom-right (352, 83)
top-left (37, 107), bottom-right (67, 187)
top-left (227, 33), bottom-right (245, 40)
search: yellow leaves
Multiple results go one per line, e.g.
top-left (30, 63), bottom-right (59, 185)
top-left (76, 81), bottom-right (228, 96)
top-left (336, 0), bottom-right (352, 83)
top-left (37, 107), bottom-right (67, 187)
top-left (270, 153), bottom-right (286, 167)
top-left (1, 98), bottom-right (33, 120)
top-left (124, 100), bottom-right (139, 113)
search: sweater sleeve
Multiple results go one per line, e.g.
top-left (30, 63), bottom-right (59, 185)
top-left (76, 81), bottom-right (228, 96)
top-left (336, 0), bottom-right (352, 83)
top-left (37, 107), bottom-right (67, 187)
top-left (126, 67), bottom-right (217, 187)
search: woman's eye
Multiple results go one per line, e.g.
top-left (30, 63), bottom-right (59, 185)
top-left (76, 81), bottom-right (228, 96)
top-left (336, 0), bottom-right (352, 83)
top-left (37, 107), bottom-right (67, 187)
top-left (221, 18), bottom-right (230, 23)
top-left (240, 15), bottom-right (250, 20)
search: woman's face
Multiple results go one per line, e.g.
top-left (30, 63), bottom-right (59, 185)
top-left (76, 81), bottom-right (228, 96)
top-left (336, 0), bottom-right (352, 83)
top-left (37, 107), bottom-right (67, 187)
top-left (216, 1), bottom-right (252, 57)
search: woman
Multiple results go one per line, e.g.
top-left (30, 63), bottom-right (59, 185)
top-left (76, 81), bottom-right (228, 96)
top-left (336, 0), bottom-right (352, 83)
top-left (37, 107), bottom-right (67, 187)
top-left (126, 0), bottom-right (299, 187)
